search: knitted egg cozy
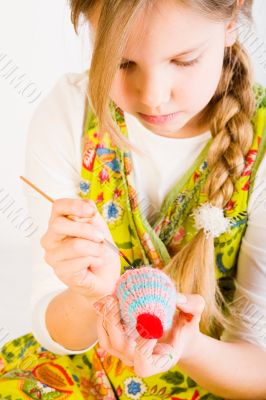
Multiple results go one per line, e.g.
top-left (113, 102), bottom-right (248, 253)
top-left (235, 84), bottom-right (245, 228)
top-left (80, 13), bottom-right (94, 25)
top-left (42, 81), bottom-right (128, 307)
top-left (115, 266), bottom-right (177, 339)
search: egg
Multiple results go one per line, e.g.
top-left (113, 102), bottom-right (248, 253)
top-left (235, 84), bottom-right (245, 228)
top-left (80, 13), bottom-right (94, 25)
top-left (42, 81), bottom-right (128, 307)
top-left (115, 266), bottom-right (178, 339)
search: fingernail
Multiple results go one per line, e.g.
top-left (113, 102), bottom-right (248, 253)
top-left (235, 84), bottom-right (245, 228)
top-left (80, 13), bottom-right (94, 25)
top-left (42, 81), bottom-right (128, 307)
top-left (180, 311), bottom-right (194, 322)
top-left (184, 313), bottom-right (193, 322)
top-left (176, 294), bottom-right (187, 304)
top-left (85, 208), bottom-right (96, 217)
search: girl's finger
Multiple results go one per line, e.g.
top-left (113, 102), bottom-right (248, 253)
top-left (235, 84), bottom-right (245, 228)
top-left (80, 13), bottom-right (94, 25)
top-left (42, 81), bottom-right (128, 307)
top-left (41, 199), bottom-right (97, 246)
top-left (50, 216), bottom-right (105, 244)
top-left (134, 340), bottom-right (177, 377)
top-left (96, 310), bottom-right (134, 366)
top-left (176, 294), bottom-right (205, 317)
top-left (52, 255), bottom-right (102, 288)
top-left (96, 309), bottom-right (112, 351)
top-left (44, 198), bottom-right (110, 247)
top-left (135, 337), bottom-right (157, 357)
top-left (134, 338), bottom-right (157, 377)
top-left (164, 311), bottom-right (184, 345)
top-left (102, 297), bottom-right (136, 359)
top-left (150, 343), bottom-right (177, 372)
top-left (50, 198), bottom-right (97, 222)
top-left (45, 236), bottom-right (104, 263)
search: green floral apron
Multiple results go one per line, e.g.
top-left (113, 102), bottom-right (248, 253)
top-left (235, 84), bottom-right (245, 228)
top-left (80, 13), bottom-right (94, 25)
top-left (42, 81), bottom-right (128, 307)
top-left (0, 81), bottom-right (265, 400)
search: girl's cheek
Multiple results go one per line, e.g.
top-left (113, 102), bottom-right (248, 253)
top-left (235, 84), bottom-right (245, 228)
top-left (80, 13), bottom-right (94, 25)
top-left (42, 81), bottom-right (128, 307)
top-left (110, 81), bottom-right (126, 107)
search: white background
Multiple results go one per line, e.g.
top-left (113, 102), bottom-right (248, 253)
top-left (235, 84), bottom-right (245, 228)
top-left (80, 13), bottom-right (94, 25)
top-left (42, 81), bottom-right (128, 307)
top-left (0, 0), bottom-right (265, 348)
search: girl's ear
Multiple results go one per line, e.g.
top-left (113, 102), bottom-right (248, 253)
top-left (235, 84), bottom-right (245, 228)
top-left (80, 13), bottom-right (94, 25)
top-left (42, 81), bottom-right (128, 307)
top-left (224, 18), bottom-right (238, 48)
top-left (224, 0), bottom-right (245, 48)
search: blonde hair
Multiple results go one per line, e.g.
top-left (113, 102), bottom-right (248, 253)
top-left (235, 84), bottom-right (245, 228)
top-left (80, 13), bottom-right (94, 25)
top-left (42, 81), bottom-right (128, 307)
top-left (69, 0), bottom-right (257, 337)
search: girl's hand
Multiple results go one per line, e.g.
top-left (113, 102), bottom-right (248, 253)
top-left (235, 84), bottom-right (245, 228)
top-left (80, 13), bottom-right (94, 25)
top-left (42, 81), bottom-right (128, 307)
top-left (40, 198), bottom-right (121, 299)
top-left (94, 295), bottom-right (137, 367)
top-left (93, 294), bottom-right (205, 377)
top-left (133, 294), bottom-right (205, 378)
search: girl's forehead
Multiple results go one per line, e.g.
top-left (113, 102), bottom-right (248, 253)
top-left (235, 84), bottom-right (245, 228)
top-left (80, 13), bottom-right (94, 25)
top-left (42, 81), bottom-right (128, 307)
top-left (91, 0), bottom-right (223, 34)
top-left (122, 3), bottom-right (224, 60)
top-left (137, 2), bottom-right (222, 37)
top-left (90, 0), bottom-right (226, 61)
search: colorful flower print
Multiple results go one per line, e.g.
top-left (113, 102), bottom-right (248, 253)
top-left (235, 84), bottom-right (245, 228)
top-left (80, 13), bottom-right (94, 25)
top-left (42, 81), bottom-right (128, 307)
top-left (225, 199), bottom-right (236, 212)
top-left (0, 358), bottom-right (4, 372)
top-left (102, 200), bottom-right (124, 225)
top-left (32, 362), bottom-right (74, 392)
top-left (99, 167), bottom-right (110, 184)
top-left (114, 188), bottom-right (123, 199)
top-left (199, 160), bottom-right (208, 172)
top-left (96, 347), bottom-right (108, 362)
top-left (193, 172), bottom-right (200, 183)
top-left (117, 385), bottom-right (123, 396)
top-left (93, 131), bottom-right (104, 140)
top-left (175, 193), bottom-right (186, 205)
top-left (128, 184), bottom-right (139, 211)
top-left (171, 389), bottom-right (200, 400)
top-left (241, 149), bottom-right (258, 177)
top-left (172, 226), bottom-right (186, 244)
top-left (79, 179), bottom-right (90, 195)
top-left (89, 371), bottom-right (117, 399)
top-left (83, 146), bottom-right (96, 171)
top-left (31, 381), bottom-right (55, 394)
top-left (141, 232), bottom-right (163, 267)
top-left (241, 181), bottom-right (249, 191)
top-left (123, 377), bottom-right (147, 399)
top-left (96, 191), bottom-right (104, 204)
top-left (124, 154), bottom-right (133, 175)
top-left (97, 147), bottom-right (121, 174)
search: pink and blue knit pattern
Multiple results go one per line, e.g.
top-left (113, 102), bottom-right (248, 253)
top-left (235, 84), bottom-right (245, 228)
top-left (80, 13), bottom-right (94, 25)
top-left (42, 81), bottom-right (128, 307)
top-left (115, 266), bottom-right (177, 339)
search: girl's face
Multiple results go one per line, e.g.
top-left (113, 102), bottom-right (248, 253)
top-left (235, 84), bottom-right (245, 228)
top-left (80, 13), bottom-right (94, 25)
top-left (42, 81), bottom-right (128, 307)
top-left (90, 0), bottom-right (238, 138)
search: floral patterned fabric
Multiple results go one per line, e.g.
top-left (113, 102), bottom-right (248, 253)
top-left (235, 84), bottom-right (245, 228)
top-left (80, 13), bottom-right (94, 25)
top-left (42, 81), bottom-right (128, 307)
top-left (0, 81), bottom-right (265, 399)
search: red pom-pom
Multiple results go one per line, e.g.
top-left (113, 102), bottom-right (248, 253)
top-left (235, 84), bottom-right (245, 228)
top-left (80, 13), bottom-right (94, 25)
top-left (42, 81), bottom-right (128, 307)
top-left (136, 313), bottom-right (163, 339)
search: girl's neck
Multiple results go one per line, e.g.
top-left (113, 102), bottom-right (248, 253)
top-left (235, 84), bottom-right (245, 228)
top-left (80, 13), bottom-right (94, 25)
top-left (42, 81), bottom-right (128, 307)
top-left (179, 105), bottom-right (212, 139)
top-left (169, 115), bottom-right (210, 139)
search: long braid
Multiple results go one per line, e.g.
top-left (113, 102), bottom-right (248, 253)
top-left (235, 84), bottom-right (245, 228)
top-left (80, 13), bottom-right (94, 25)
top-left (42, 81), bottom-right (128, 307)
top-left (163, 40), bottom-right (256, 336)
top-left (204, 40), bottom-right (256, 206)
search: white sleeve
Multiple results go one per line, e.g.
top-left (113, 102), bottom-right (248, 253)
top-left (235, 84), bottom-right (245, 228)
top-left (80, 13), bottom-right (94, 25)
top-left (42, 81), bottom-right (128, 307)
top-left (24, 71), bottom-right (98, 355)
top-left (221, 153), bottom-right (266, 351)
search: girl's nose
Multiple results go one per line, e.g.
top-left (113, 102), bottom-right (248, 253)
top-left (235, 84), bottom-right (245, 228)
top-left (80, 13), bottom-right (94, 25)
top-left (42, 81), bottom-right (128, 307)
top-left (136, 71), bottom-right (171, 109)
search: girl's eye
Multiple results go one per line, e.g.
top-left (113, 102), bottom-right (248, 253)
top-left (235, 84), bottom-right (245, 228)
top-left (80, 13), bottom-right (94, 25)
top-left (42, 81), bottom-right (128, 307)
top-left (173, 58), bottom-right (199, 68)
top-left (119, 61), bottom-right (134, 70)
top-left (119, 58), bottom-right (199, 70)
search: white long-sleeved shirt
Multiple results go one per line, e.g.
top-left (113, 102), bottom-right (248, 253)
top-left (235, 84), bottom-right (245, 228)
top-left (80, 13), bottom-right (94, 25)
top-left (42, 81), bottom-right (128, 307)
top-left (24, 71), bottom-right (266, 355)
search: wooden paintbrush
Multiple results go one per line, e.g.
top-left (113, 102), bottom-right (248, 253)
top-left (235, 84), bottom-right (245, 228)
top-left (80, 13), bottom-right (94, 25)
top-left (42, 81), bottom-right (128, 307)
top-left (19, 175), bottom-right (131, 266)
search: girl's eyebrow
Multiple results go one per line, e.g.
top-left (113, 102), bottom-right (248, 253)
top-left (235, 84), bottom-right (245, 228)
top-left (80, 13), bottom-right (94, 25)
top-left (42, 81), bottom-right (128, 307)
top-left (121, 40), bottom-right (207, 63)
top-left (167, 40), bottom-right (208, 59)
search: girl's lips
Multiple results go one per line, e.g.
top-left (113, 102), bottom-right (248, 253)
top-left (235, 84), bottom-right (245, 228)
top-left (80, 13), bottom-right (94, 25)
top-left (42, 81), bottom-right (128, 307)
top-left (138, 111), bottom-right (181, 124)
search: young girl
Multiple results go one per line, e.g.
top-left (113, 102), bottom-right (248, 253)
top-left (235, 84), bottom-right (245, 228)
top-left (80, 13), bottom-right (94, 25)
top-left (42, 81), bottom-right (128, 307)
top-left (0, 0), bottom-right (266, 398)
